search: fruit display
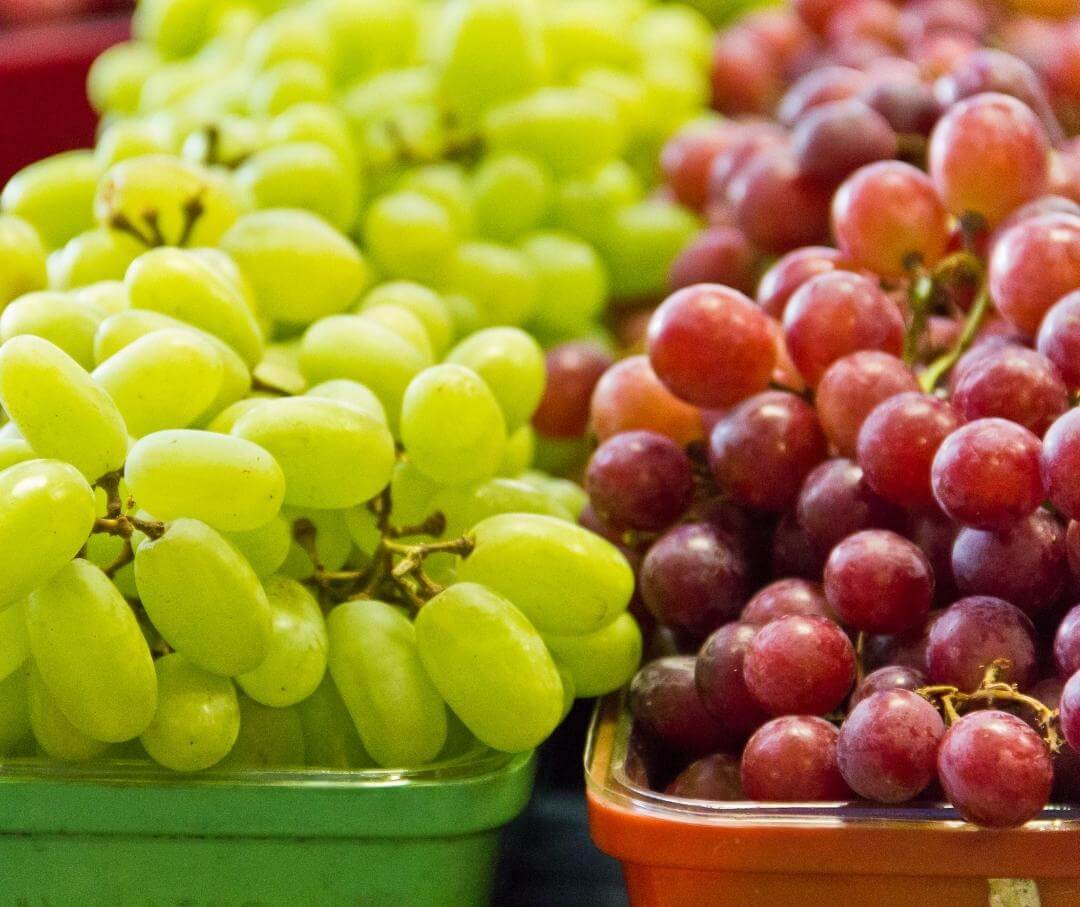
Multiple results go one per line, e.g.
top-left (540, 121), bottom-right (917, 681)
top-left (0, 0), bottom-right (744, 775)
top-left (583, 0), bottom-right (1080, 831)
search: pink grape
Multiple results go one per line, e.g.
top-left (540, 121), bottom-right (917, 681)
top-left (756, 245), bottom-right (847, 319)
top-left (741, 715), bottom-right (851, 801)
top-left (741, 578), bottom-right (832, 625)
top-left (1036, 290), bottom-right (1080, 390)
top-left (589, 355), bottom-right (703, 447)
top-left (778, 65), bottom-right (871, 124)
top-left (950, 345), bottom-right (1067, 436)
top-left (1041, 408), bottom-right (1080, 520)
top-left (668, 227), bottom-right (757, 295)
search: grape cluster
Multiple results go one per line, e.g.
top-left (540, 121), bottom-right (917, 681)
top-left (0, 0), bottom-right (736, 772)
top-left (583, 0), bottom-right (1080, 829)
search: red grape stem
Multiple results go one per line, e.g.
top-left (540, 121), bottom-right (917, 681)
top-left (917, 660), bottom-right (1062, 752)
top-left (919, 282), bottom-right (992, 392)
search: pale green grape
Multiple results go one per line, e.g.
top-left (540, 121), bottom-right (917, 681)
top-left (327, 599), bottom-right (447, 767)
top-left (254, 342), bottom-right (308, 397)
top-left (95, 120), bottom-right (173, 169)
top-left (357, 281), bottom-right (452, 357)
top-left (445, 327), bottom-right (544, 432)
top-left (125, 429), bottom-right (285, 531)
top-left (94, 155), bottom-right (239, 248)
top-left (0, 290), bottom-right (106, 370)
top-left (389, 458), bottom-right (442, 527)
top-left (0, 665), bottom-right (31, 756)
top-left (458, 512), bottom-right (633, 634)
top-left (297, 673), bottom-right (374, 769)
top-left (133, 0), bottom-right (218, 58)
top-left (221, 209), bottom-right (369, 324)
top-left (471, 153), bottom-right (551, 242)
top-left (249, 60), bottom-right (332, 117)
top-left (224, 514), bottom-right (292, 578)
top-left (343, 504), bottom-right (381, 554)
top-left (0, 151), bottom-right (99, 249)
top-left (340, 66), bottom-right (434, 124)
top-left (556, 662), bottom-right (576, 720)
top-left (497, 425), bottom-right (535, 476)
top-left (235, 142), bottom-right (359, 234)
top-left (299, 314), bottom-right (431, 428)
top-left (400, 364), bottom-right (507, 485)
top-left (551, 159), bottom-right (642, 246)
top-left (125, 246), bottom-right (264, 367)
top-left (135, 518), bottom-right (273, 676)
top-left (415, 582), bottom-right (562, 753)
top-left (576, 68), bottom-right (655, 144)
top-left (139, 653), bottom-right (240, 772)
top-left (601, 199), bottom-right (699, 300)
top-left (74, 280), bottom-right (128, 316)
top-left (267, 103), bottom-right (358, 172)
top-left (232, 397), bottom-right (395, 510)
top-left (220, 694), bottom-right (305, 768)
top-left (187, 247), bottom-right (256, 309)
top-left (93, 329), bottom-right (224, 437)
top-left (279, 507), bottom-right (354, 579)
top-left (437, 710), bottom-right (483, 761)
top-left (87, 42), bottom-right (160, 115)
top-left (543, 0), bottom-right (639, 77)
top-left (237, 576), bottom-right (327, 707)
top-left (398, 164), bottom-right (475, 237)
top-left (641, 57), bottom-right (709, 136)
top-left (433, 0), bottom-right (546, 126)
top-left (47, 228), bottom-right (145, 291)
top-left (362, 190), bottom-right (458, 284)
top-left (0, 336), bottom-right (128, 480)
top-left (520, 231), bottom-right (608, 338)
top-left (244, 7), bottom-right (333, 72)
top-left (0, 438), bottom-right (33, 472)
top-left (0, 215), bottom-right (47, 308)
top-left (180, 115), bottom-right (265, 169)
top-left (430, 477), bottom-right (572, 537)
top-left (633, 6), bottom-right (713, 69)
top-left (204, 397), bottom-right (270, 434)
top-left (483, 87), bottom-right (624, 177)
top-left (0, 602), bottom-right (28, 682)
top-left (521, 472), bottom-right (589, 519)
top-left (27, 662), bottom-right (109, 762)
top-left (323, 0), bottom-right (419, 86)
top-left (26, 559), bottom-right (157, 742)
top-left (305, 380), bottom-right (387, 426)
top-left (443, 241), bottom-right (538, 326)
top-left (545, 612), bottom-right (642, 697)
top-left (358, 305), bottom-right (434, 362)
top-left (442, 292), bottom-right (484, 338)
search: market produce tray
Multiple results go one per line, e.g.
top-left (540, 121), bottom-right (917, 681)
top-left (0, 748), bottom-right (534, 906)
top-left (585, 694), bottom-right (1080, 907)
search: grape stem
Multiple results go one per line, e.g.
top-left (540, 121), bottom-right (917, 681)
top-left (854, 631), bottom-right (866, 687)
top-left (93, 513), bottom-right (166, 542)
top-left (918, 282), bottom-right (992, 392)
top-left (103, 538), bottom-right (134, 579)
top-left (902, 267), bottom-right (935, 365)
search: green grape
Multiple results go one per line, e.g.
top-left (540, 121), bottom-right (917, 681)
top-left (415, 581), bottom-right (562, 753)
top-left (0, 336), bottom-right (128, 480)
top-left (471, 153), bottom-right (551, 242)
top-left (555, 661), bottom-right (576, 720)
top-left (204, 397), bottom-right (269, 434)
top-left (244, 7), bottom-right (334, 72)
top-left (632, 5), bottom-right (713, 69)
top-left (430, 477), bottom-right (572, 537)
top-left (180, 116), bottom-right (265, 169)
top-left (0, 438), bottom-right (33, 472)
top-left (297, 673), bottom-right (374, 769)
top-left (26, 559), bottom-right (157, 742)
top-left (299, 314), bottom-right (431, 429)
top-left (0, 290), bottom-right (106, 370)
top-left (442, 292), bottom-right (484, 338)
top-left (74, 280), bottom-right (129, 316)
top-left (521, 471), bottom-right (589, 519)
top-left (358, 305), bottom-right (434, 362)
top-left (359, 281), bottom-right (452, 357)
top-left (531, 433), bottom-right (589, 477)
top-left (343, 504), bottom-right (381, 554)
top-left (641, 57), bottom-right (709, 136)
top-left (125, 246), bottom-right (264, 367)
top-left (224, 513), bottom-right (292, 578)
top-left (551, 159), bottom-right (642, 247)
top-left (235, 142), bottom-right (360, 234)
top-left (398, 164), bottom-right (475, 238)
top-left (520, 230), bottom-right (608, 337)
top-left (266, 103), bottom-right (358, 171)
top-left (483, 87), bottom-right (624, 177)
top-left (87, 42), bottom-right (160, 115)
top-left (340, 66), bottom-right (434, 124)
top-left (389, 457), bottom-right (442, 527)
top-left (0, 215), bottom-right (47, 308)
top-left (543, 1), bottom-right (639, 77)
top-left (327, 599), bottom-right (447, 767)
top-left (0, 665), bottom-right (31, 756)
top-left (27, 662), bottom-right (109, 762)
top-left (458, 513), bottom-right (633, 634)
top-left (95, 120), bottom-right (174, 169)
top-left (187, 247), bottom-right (256, 310)
top-left (137, 59), bottom-right (218, 114)
top-left (139, 653), bottom-right (240, 772)
top-left (220, 694), bottom-right (306, 768)
top-left (323, 0), bottom-right (419, 86)
top-left (47, 228), bottom-right (145, 291)
top-left (437, 709), bottom-right (483, 761)
top-left (231, 397), bottom-right (395, 510)
top-left (575, 68), bottom-right (654, 143)
top-left (94, 154), bottom-right (240, 248)
top-left (254, 344), bottom-right (308, 398)
top-left (221, 209), bottom-right (369, 324)
top-left (445, 327), bottom-right (544, 432)
top-left (1, 151), bottom-right (99, 249)
top-left (133, 0), bottom-right (218, 58)
top-left (125, 429), bottom-right (285, 531)
top-left (497, 424), bottom-right (535, 476)
top-left (93, 329), bottom-right (225, 437)
top-left (0, 601), bottom-right (28, 682)
top-left (545, 612), bottom-right (642, 697)
top-left (433, 0), bottom-right (546, 127)
top-left (363, 191), bottom-right (458, 284)
top-left (400, 364), bottom-right (507, 485)
top-left (443, 241), bottom-right (538, 327)
top-left (237, 576), bottom-right (327, 707)
top-left (279, 506), bottom-right (354, 579)
top-left (135, 518), bottom-right (273, 676)
top-left (250, 60), bottom-right (332, 118)
top-left (305, 379), bottom-right (387, 426)
top-left (602, 199), bottom-right (698, 300)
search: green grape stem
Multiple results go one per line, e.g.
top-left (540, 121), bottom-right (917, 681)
top-left (918, 282), bottom-right (992, 393)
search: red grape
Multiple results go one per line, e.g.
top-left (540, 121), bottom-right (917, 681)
top-left (1055, 605), bottom-right (1080, 677)
top-left (742, 578), bottom-right (833, 625)
top-left (937, 710), bottom-right (1052, 828)
top-left (708, 123), bottom-right (788, 203)
top-left (898, 0), bottom-right (989, 46)
top-left (772, 510), bottom-right (826, 580)
top-left (668, 226), bottom-right (757, 295)
top-left (927, 596), bottom-right (1037, 690)
top-left (791, 99), bottom-right (898, 185)
top-left (1036, 290), bottom-right (1080, 390)
top-left (950, 345), bottom-right (1068, 435)
top-left (647, 284), bottom-right (777, 409)
top-left (1060, 671), bottom-right (1080, 753)
top-left (827, 0), bottom-right (900, 48)
top-left (695, 622), bottom-right (770, 739)
top-left (665, 753), bottom-right (744, 800)
top-left (741, 715), bottom-right (851, 801)
top-left (710, 30), bottom-right (784, 117)
top-left (709, 391), bottom-right (827, 512)
top-left (1042, 408), bottom-right (1080, 520)
top-left (662, 124), bottom-right (741, 211)
top-left (531, 342), bottom-right (613, 439)
top-left (589, 355), bottom-right (703, 447)
top-left (630, 656), bottom-right (733, 758)
top-left (778, 65), bottom-right (871, 125)
top-left (861, 77), bottom-right (941, 135)
top-left (744, 614), bottom-right (856, 716)
top-left (851, 664), bottom-right (928, 708)
top-left (756, 245), bottom-right (847, 319)
top-left (910, 511), bottom-right (960, 602)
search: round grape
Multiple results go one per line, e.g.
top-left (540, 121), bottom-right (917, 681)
top-left (695, 622), bottom-right (769, 740)
top-left (531, 341), bottom-right (613, 439)
top-left (927, 596), bottom-right (1037, 691)
top-left (850, 665), bottom-right (927, 709)
top-left (742, 578), bottom-right (832, 625)
top-left (665, 752), bottom-right (744, 800)
top-left (629, 656), bottom-right (732, 758)
top-left (741, 715), bottom-right (851, 801)
top-left (756, 245), bottom-right (847, 319)
top-left (590, 355), bottom-right (703, 447)
top-left (1036, 290), bottom-right (1080, 391)
top-left (951, 345), bottom-right (1067, 436)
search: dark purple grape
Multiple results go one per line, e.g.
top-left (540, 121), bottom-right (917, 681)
top-left (861, 77), bottom-right (941, 135)
top-left (1055, 605), bottom-right (1080, 677)
top-left (791, 99), bottom-right (898, 184)
top-left (629, 656), bottom-right (732, 758)
top-left (926, 596), bottom-right (1037, 691)
top-left (741, 578), bottom-right (832, 625)
top-left (771, 510), bottom-right (825, 579)
top-left (532, 342), bottom-right (613, 439)
top-left (741, 715), bottom-right (851, 801)
top-left (837, 689), bottom-right (945, 802)
top-left (665, 753), bottom-right (744, 800)
top-left (909, 511), bottom-right (959, 603)
top-left (851, 664), bottom-right (927, 708)
top-left (1060, 672), bottom-right (1080, 754)
top-left (695, 622), bottom-right (770, 739)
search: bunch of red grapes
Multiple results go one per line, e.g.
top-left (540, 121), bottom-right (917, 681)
top-left (532, 0), bottom-right (1080, 830)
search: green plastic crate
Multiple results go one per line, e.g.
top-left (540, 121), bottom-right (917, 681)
top-left (0, 749), bottom-right (535, 905)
